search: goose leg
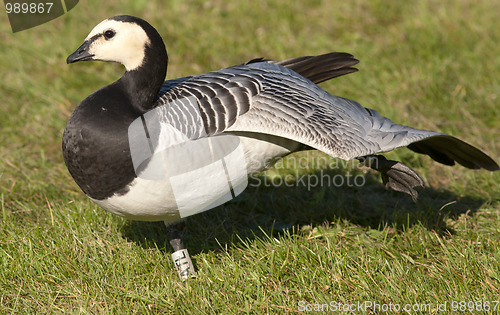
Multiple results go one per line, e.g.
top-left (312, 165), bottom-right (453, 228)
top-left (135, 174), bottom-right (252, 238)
top-left (358, 155), bottom-right (425, 202)
top-left (165, 220), bottom-right (197, 281)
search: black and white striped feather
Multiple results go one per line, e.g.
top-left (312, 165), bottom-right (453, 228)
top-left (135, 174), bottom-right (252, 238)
top-left (155, 61), bottom-right (498, 171)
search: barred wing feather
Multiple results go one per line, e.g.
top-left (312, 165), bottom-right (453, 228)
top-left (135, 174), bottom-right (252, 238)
top-left (156, 62), bottom-right (499, 171)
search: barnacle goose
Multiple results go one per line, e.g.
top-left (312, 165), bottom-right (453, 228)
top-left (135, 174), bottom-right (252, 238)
top-left (64, 15), bottom-right (499, 280)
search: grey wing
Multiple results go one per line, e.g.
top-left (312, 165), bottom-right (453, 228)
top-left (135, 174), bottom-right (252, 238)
top-left (154, 52), bottom-right (359, 136)
top-left (224, 63), bottom-right (436, 159)
top-left (154, 67), bottom-right (261, 139)
top-left (156, 62), bottom-right (499, 171)
top-left (157, 76), bottom-right (193, 99)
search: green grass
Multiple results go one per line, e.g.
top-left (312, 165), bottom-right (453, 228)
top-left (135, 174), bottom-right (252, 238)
top-left (1, 0), bottom-right (499, 313)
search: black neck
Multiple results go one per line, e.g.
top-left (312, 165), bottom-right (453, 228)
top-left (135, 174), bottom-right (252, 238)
top-left (118, 37), bottom-right (168, 114)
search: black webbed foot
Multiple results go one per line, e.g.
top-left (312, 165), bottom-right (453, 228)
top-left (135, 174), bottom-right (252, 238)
top-left (358, 155), bottom-right (424, 202)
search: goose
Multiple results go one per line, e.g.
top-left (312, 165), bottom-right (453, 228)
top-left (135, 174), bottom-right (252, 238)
top-left (64, 15), bottom-right (499, 280)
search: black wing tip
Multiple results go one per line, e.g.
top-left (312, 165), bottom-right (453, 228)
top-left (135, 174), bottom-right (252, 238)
top-left (480, 161), bottom-right (500, 171)
top-left (272, 51), bottom-right (361, 84)
top-left (408, 135), bottom-right (499, 172)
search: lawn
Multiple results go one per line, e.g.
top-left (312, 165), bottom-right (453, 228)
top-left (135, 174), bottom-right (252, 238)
top-left (1, 0), bottom-right (499, 313)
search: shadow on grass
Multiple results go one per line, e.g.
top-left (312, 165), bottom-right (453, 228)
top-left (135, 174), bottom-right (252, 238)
top-left (120, 166), bottom-right (487, 255)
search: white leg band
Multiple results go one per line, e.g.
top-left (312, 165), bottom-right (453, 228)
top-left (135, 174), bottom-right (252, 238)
top-left (171, 249), bottom-right (196, 281)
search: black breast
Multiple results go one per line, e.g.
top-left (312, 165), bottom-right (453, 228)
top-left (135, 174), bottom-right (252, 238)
top-left (62, 83), bottom-right (139, 200)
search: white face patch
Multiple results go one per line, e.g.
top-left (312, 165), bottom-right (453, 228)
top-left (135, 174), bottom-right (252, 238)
top-left (85, 19), bottom-right (151, 71)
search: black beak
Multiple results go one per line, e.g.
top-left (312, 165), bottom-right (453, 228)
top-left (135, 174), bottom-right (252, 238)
top-left (67, 40), bottom-right (94, 64)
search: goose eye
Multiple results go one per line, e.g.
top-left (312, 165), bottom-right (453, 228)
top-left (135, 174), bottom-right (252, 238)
top-left (104, 30), bottom-right (115, 39)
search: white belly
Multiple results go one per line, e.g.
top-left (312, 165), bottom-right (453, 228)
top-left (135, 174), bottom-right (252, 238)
top-left (93, 133), bottom-right (300, 222)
